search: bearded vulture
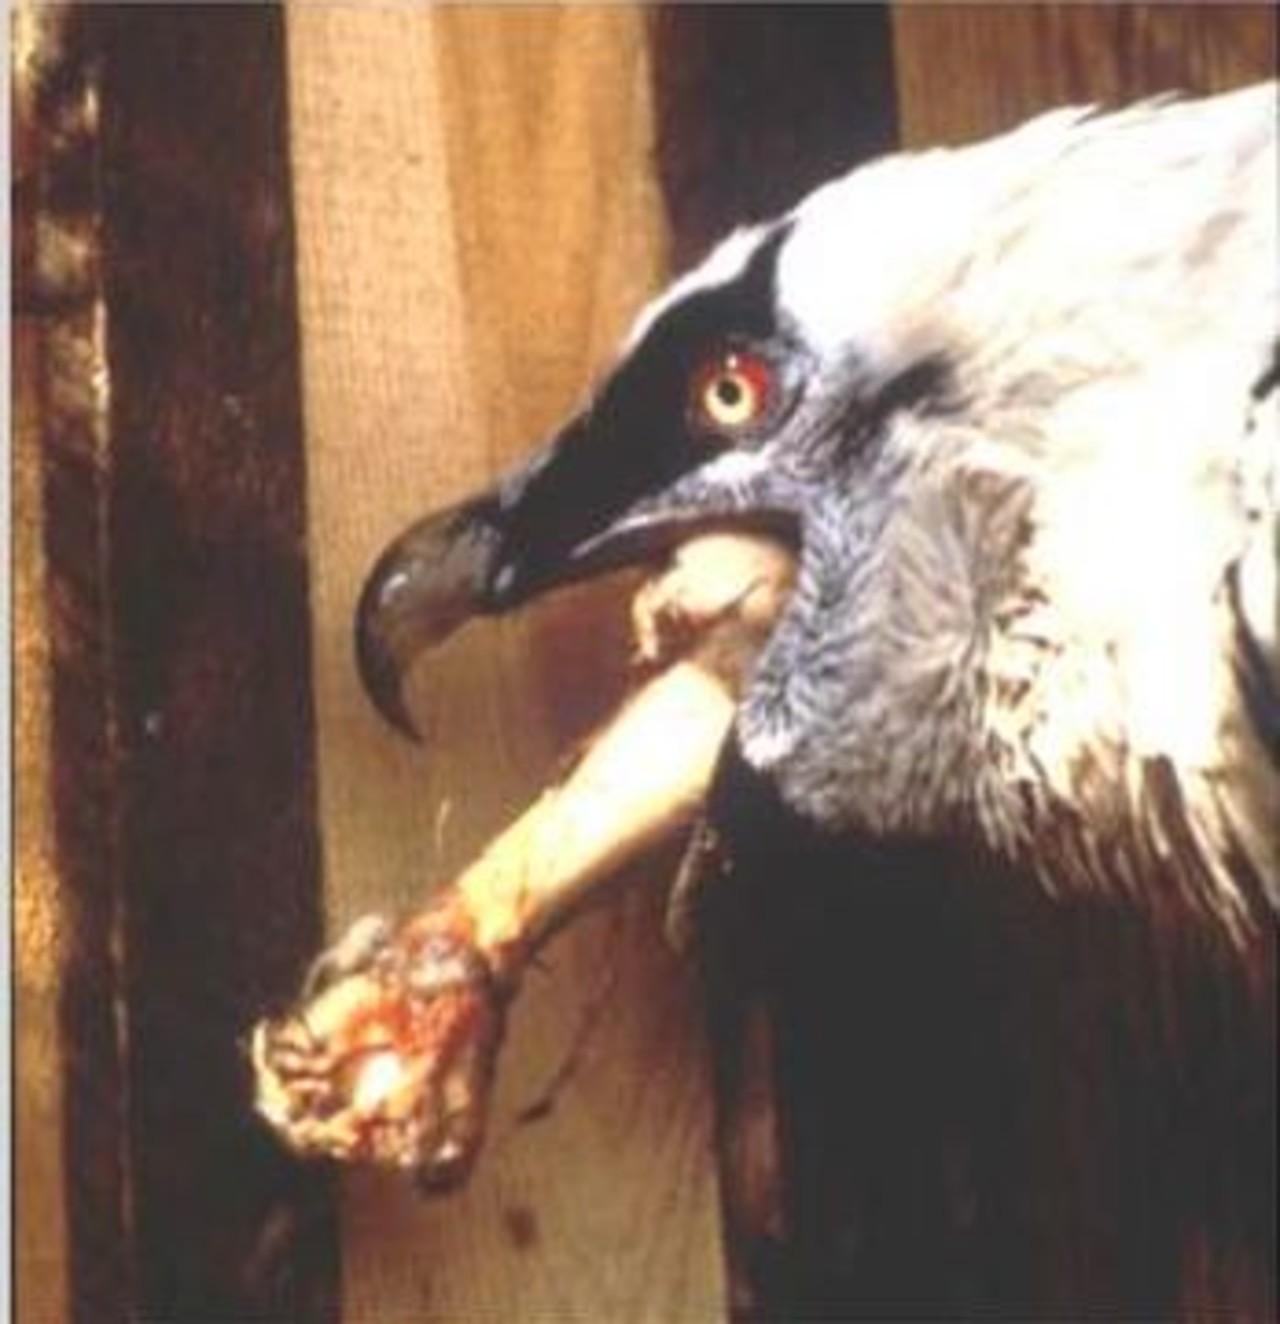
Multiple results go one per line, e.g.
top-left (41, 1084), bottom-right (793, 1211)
top-left (355, 83), bottom-right (1277, 1315)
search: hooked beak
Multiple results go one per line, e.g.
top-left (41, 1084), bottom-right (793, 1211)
top-left (356, 415), bottom-right (797, 740)
top-left (355, 496), bottom-right (505, 739)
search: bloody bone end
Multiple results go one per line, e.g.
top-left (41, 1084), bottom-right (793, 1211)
top-left (251, 902), bottom-right (508, 1190)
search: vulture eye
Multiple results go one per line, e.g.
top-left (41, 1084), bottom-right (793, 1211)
top-left (690, 348), bottom-right (777, 438)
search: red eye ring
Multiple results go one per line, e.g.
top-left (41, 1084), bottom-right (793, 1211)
top-left (691, 348), bottom-right (776, 436)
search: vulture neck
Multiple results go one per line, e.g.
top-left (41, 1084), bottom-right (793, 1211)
top-left (738, 440), bottom-right (1031, 848)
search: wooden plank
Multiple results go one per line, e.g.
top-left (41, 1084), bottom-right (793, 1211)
top-left (892, 3), bottom-right (1276, 148)
top-left (285, 7), bottom-right (726, 1320)
top-left (84, 7), bottom-right (339, 1319)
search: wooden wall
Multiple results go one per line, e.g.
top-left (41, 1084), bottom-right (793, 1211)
top-left (13, 4), bottom-right (1275, 1322)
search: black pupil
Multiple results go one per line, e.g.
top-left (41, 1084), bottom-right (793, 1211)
top-left (715, 376), bottom-right (745, 408)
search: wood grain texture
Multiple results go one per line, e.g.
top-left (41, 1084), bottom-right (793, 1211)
top-left (892, 3), bottom-right (1276, 148)
top-left (285, 7), bottom-right (726, 1320)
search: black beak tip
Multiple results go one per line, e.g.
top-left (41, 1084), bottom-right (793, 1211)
top-left (352, 500), bottom-right (503, 743)
top-left (354, 600), bottom-right (424, 743)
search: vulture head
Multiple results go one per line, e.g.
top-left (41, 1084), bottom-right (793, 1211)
top-left (358, 82), bottom-right (1278, 941)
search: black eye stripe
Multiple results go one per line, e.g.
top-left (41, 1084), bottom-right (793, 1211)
top-left (600, 220), bottom-right (793, 418)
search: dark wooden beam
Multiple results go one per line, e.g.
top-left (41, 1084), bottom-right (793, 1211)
top-left (18, 5), bottom-right (340, 1318)
top-left (93, 7), bottom-right (339, 1317)
top-left (649, 4), bottom-right (898, 270)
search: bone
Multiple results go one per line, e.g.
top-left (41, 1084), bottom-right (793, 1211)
top-left (454, 531), bottom-right (797, 970)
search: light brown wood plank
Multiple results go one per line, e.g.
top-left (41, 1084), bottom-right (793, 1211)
top-left (892, 3), bottom-right (1276, 149)
top-left (285, 7), bottom-right (726, 1319)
